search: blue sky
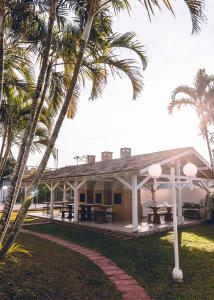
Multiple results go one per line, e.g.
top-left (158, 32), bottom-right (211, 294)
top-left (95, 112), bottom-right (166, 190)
top-left (28, 1), bottom-right (214, 168)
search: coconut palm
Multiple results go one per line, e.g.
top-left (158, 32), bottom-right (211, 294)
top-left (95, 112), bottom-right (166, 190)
top-left (168, 69), bottom-right (214, 172)
top-left (0, 0), bottom-right (59, 243)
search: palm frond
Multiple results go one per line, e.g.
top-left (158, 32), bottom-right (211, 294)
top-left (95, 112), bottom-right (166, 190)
top-left (168, 98), bottom-right (197, 114)
top-left (0, 242), bottom-right (31, 266)
top-left (66, 83), bottom-right (80, 119)
top-left (100, 56), bottom-right (143, 100)
top-left (138, 0), bottom-right (204, 33)
top-left (81, 62), bottom-right (107, 101)
top-left (183, 0), bottom-right (205, 34)
top-left (108, 32), bottom-right (147, 70)
top-left (48, 71), bottom-right (66, 116)
top-left (194, 69), bottom-right (214, 96)
top-left (171, 85), bottom-right (197, 101)
top-left (138, 0), bottom-right (173, 21)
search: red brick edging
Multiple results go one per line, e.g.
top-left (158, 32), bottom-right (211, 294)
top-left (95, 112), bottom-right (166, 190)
top-left (21, 229), bottom-right (152, 300)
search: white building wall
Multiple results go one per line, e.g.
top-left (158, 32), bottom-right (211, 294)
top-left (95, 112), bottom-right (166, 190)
top-left (141, 187), bottom-right (206, 204)
top-left (141, 187), bottom-right (207, 217)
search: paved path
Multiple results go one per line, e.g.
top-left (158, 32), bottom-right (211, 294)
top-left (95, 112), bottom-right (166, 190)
top-left (21, 229), bottom-right (152, 300)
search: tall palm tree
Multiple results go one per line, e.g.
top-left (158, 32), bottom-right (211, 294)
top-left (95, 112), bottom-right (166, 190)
top-left (0, 0), bottom-right (59, 243)
top-left (168, 69), bottom-right (214, 172)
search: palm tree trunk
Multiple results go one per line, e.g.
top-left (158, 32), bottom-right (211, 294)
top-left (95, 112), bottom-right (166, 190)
top-left (204, 125), bottom-right (214, 173)
top-left (0, 0), bottom-right (57, 243)
top-left (30, 13), bottom-right (94, 190)
top-left (0, 139), bottom-right (11, 179)
top-left (11, 0), bottom-right (56, 183)
top-left (0, 1), bottom-right (4, 107)
top-left (1, 14), bottom-right (95, 253)
top-left (200, 112), bottom-right (214, 173)
top-left (0, 125), bottom-right (7, 163)
top-left (0, 196), bottom-right (31, 258)
top-left (32, 43), bottom-right (88, 186)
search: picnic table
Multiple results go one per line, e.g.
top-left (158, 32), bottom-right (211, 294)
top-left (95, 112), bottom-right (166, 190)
top-left (43, 201), bottom-right (69, 215)
top-left (79, 204), bottom-right (113, 223)
top-left (145, 203), bottom-right (173, 224)
top-left (66, 203), bottom-right (74, 219)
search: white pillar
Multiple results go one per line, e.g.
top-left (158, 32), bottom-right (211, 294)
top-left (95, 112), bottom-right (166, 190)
top-left (132, 174), bottom-right (138, 232)
top-left (50, 183), bottom-right (54, 219)
top-left (63, 181), bottom-right (66, 202)
top-left (176, 160), bottom-right (184, 224)
top-left (171, 165), bottom-right (183, 283)
top-left (73, 180), bottom-right (78, 222)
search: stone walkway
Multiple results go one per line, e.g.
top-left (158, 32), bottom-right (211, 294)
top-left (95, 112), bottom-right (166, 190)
top-left (21, 229), bottom-right (152, 300)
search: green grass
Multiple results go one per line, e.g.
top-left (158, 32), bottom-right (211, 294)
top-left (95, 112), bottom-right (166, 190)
top-left (0, 233), bottom-right (121, 300)
top-left (0, 211), bottom-right (44, 224)
top-left (27, 222), bottom-right (214, 300)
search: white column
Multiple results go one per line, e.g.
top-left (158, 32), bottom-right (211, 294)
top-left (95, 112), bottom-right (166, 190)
top-left (132, 174), bottom-right (138, 232)
top-left (73, 180), bottom-right (78, 222)
top-left (171, 165), bottom-right (183, 283)
top-left (176, 160), bottom-right (184, 224)
top-left (50, 183), bottom-right (54, 219)
top-left (63, 181), bottom-right (66, 202)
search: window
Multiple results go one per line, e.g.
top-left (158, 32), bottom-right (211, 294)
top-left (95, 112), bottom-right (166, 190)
top-left (95, 193), bottom-right (102, 204)
top-left (79, 193), bottom-right (86, 203)
top-left (114, 193), bottom-right (122, 205)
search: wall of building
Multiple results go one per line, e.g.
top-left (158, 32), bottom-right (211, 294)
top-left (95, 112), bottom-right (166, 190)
top-left (77, 180), bottom-right (143, 222)
top-left (141, 187), bottom-right (207, 204)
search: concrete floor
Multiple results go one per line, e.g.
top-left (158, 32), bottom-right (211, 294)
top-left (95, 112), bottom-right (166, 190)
top-left (28, 211), bottom-right (204, 237)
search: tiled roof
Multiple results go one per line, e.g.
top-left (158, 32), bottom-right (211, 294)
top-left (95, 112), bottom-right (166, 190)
top-left (27, 147), bottom-right (198, 181)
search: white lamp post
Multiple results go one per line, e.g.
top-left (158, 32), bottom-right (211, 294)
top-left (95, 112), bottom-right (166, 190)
top-left (171, 164), bottom-right (183, 283)
top-left (148, 162), bottom-right (197, 283)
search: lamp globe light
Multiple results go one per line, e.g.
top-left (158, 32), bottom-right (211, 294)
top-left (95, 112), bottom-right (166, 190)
top-left (183, 162), bottom-right (197, 177)
top-left (148, 164), bottom-right (162, 179)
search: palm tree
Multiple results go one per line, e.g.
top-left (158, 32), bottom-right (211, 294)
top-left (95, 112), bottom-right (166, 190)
top-left (0, 0), bottom-right (59, 243)
top-left (168, 69), bottom-right (214, 172)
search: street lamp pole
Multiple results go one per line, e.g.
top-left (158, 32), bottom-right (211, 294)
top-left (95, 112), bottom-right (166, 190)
top-left (171, 165), bottom-right (183, 282)
top-left (148, 161), bottom-right (197, 283)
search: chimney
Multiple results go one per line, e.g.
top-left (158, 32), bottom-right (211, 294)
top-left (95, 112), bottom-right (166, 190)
top-left (120, 148), bottom-right (131, 158)
top-left (87, 155), bottom-right (96, 164)
top-left (101, 151), bottom-right (113, 161)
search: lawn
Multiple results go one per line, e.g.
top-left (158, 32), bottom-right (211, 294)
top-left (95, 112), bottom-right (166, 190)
top-left (0, 232), bottom-right (121, 300)
top-left (27, 222), bottom-right (214, 300)
top-left (0, 211), bottom-right (46, 225)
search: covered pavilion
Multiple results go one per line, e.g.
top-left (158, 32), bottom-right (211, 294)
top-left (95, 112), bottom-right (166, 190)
top-left (24, 147), bottom-right (214, 234)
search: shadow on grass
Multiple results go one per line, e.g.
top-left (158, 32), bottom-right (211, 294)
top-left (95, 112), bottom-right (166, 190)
top-left (27, 222), bottom-right (214, 300)
top-left (0, 232), bottom-right (121, 300)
